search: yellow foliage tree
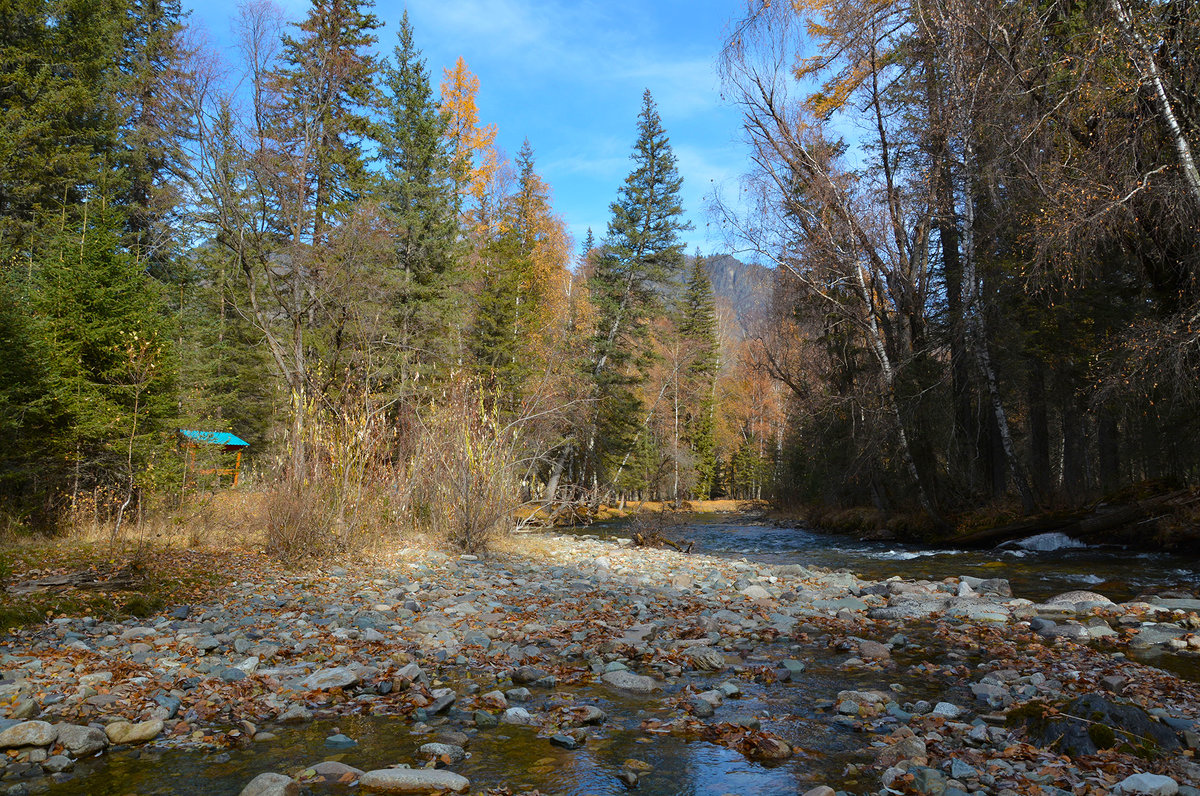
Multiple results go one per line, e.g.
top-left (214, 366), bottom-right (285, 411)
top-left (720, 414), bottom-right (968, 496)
top-left (439, 56), bottom-right (501, 231)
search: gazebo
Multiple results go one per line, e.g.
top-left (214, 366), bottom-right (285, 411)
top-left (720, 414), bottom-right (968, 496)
top-left (178, 430), bottom-right (249, 487)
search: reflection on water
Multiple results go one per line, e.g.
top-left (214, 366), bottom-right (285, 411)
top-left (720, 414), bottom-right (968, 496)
top-left (583, 514), bottom-right (1200, 603)
top-left (44, 652), bottom-right (891, 796)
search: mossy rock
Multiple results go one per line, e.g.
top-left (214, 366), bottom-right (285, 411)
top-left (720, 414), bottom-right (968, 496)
top-left (1010, 694), bottom-right (1180, 759)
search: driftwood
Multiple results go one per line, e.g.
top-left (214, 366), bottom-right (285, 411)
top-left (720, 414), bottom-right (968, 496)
top-left (952, 490), bottom-right (1192, 548)
top-left (632, 531), bottom-right (694, 553)
top-left (6, 567), bottom-right (142, 596)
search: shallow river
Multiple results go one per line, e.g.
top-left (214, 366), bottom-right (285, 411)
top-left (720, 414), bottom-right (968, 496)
top-left (37, 514), bottom-right (1200, 796)
top-left (585, 513), bottom-right (1200, 604)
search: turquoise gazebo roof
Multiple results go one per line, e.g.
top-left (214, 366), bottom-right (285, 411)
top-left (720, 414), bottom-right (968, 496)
top-left (178, 429), bottom-right (249, 447)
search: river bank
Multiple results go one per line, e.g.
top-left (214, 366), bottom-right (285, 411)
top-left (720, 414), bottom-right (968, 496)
top-left (2, 519), bottom-right (1200, 795)
top-left (773, 487), bottom-right (1200, 553)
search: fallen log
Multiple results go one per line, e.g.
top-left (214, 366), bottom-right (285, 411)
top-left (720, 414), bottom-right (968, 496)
top-left (6, 567), bottom-right (141, 596)
top-left (951, 490), bottom-right (1191, 548)
top-left (632, 532), bottom-right (694, 553)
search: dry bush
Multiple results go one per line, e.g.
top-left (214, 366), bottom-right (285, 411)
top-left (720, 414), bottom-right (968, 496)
top-left (259, 376), bottom-right (566, 561)
top-left (408, 383), bottom-right (524, 553)
top-left (264, 391), bottom-right (403, 564)
top-left (175, 491), bottom-right (266, 548)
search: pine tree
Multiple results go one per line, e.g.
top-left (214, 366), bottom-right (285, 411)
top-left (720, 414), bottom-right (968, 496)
top-left (586, 89), bottom-right (691, 488)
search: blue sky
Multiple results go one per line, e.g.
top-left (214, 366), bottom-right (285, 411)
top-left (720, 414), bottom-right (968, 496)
top-left (183, 0), bottom-right (750, 256)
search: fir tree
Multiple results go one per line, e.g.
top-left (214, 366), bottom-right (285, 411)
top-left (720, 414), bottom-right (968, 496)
top-left (31, 201), bottom-right (174, 501)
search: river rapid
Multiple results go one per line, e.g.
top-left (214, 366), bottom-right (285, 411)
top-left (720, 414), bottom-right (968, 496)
top-left (582, 513), bottom-right (1200, 604)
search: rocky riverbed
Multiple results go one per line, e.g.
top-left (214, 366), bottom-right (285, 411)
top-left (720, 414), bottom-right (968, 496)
top-left (3, 527), bottom-right (1200, 795)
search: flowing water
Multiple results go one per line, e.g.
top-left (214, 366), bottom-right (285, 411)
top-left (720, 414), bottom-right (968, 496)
top-left (583, 514), bottom-right (1200, 603)
top-left (35, 514), bottom-right (1200, 795)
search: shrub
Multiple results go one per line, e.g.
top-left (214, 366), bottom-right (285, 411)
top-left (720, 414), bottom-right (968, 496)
top-left (409, 381), bottom-right (524, 553)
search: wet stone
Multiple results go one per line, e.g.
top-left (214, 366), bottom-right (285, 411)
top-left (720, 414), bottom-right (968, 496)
top-left (510, 666), bottom-right (547, 684)
top-left (427, 689), bottom-right (456, 714)
top-left (300, 666), bottom-right (359, 691)
top-left (911, 766), bottom-right (948, 795)
top-left (781, 659), bottom-right (806, 678)
top-left (104, 719), bottom-right (163, 746)
top-left (549, 734), bottom-right (581, 750)
top-left (358, 767), bottom-right (471, 793)
top-left (417, 742), bottom-right (464, 762)
top-left (239, 772), bottom-right (299, 796)
top-left (600, 670), bottom-right (659, 694)
top-left (54, 724), bottom-right (107, 756)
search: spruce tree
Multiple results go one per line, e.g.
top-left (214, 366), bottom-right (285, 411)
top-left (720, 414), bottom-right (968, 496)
top-left (678, 254), bottom-right (719, 498)
top-left (469, 229), bottom-right (525, 395)
top-left (270, 0), bottom-right (382, 239)
top-left (378, 11), bottom-right (460, 378)
top-left (0, 268), bottom-right (52, 508)
top-left (115, 0), bottom-right (191, 276)
top-left (32, 201), bottom-right (174, 501)
top-left (0, 0), bottom-right (125, 256)
top-left (586, 89), bottom-right (691, 488)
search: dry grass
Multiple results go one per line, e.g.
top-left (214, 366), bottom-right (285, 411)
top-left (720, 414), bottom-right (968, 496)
top-left (60, 489), bottom-right (266, 554)
top-left (0, 499), bottom-right (260, 632)
top-left (589, 498), bottom-right (768, 520)
top-left (491, 532), bottom-right (560, 561)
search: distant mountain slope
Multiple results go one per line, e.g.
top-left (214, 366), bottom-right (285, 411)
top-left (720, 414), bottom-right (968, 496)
top-left (700, 253), bottom-right (772, 339)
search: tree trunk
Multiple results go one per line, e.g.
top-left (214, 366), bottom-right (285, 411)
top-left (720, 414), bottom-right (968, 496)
top-left (1098, 411), bottom-right (1120, 494)
top-left (1027, 363), bottom-right (1051, 500)
top-left (544, 447), bottom-right (568, 506)
top-left (1061, 401), bottom-right (1087, 499)
top-left (855, 264), bottom-right (945, 526)
top-left (1110, 0), bottom-right (1200, 206)
top-left (972, 320), bottom-right (1036, 513)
